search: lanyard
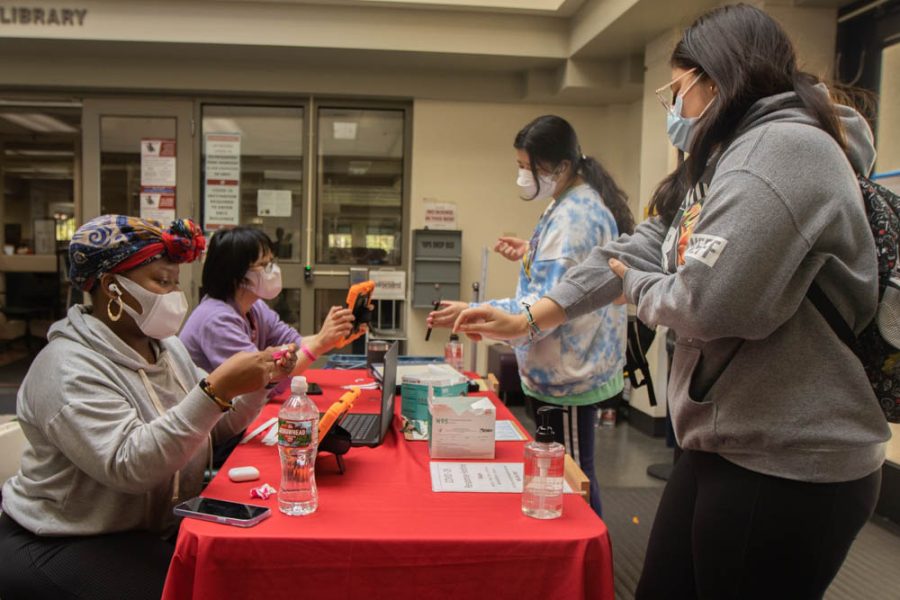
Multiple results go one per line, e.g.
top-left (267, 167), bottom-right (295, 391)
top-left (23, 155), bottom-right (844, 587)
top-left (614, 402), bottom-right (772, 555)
top-left (522, 192), bottom-right (568, 280)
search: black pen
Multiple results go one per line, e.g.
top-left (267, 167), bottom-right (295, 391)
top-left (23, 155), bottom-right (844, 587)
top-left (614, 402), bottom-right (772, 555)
top-left (425, 298), bottom-right (441, 341)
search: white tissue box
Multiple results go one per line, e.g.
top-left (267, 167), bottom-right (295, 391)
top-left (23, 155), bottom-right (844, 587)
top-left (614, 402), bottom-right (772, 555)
top-left (428, 396), bottom-right (496, 459)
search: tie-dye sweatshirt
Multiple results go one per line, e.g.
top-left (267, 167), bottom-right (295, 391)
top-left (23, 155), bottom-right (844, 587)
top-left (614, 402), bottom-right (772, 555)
top-left (484, 184), bottom-right (626, 406)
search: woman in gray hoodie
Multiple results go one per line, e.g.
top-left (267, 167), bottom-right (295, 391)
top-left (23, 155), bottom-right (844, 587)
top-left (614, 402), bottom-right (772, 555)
top-left (454, 5), bottom-right (891, 598)
top-left (0, 216), bottom-right (296, 600)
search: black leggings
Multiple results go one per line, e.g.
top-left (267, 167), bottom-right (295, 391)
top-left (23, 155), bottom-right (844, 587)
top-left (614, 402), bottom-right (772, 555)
top-left (0, 512), bottom-right (175, 600)
top-left (636, 450), bottom-right (881, 600)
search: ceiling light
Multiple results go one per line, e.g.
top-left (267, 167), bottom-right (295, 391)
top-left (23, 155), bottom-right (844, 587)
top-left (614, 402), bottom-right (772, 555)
top-left (0, 113), bottom-right (77, 133)
top-left (348, 161), bottom-right (371, 175)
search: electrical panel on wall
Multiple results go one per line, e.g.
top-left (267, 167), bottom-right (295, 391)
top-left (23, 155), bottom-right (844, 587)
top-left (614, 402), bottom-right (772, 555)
top-left (412, 229), bottom-right (461, 308)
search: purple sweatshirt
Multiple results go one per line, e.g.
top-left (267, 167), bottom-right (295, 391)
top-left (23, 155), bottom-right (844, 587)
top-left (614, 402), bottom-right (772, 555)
top-left (179, 296), bottom-right (302, 373)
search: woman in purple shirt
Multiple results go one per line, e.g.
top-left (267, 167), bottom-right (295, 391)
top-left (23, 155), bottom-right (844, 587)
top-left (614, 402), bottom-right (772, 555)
top-left (180, 227), bottom-right (355, 375)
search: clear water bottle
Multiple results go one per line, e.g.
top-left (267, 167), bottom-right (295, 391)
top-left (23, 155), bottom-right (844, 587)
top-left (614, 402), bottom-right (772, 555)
top-left (522, 406), bottom-right (565, 519)
top-left (444, 333), bottom-right (464, 372)
top-left (278, 376), bottom-right (319, 516)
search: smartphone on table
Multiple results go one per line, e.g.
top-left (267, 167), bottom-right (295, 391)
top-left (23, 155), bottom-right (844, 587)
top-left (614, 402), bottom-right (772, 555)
top-left (174, 497), bottom-right (271, 527)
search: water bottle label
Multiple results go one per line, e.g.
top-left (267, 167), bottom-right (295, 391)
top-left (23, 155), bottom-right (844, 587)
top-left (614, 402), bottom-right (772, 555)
top-left (278, 418), bottom-right (315, 447)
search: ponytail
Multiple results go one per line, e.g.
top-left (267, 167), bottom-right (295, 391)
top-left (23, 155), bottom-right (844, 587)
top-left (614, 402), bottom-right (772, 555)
top-left (579, 156), bottom-right (635, 235)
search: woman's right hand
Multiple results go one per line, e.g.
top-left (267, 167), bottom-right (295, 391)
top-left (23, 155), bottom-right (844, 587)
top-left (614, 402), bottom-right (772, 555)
top-left (206, 351), bottom-right (280, 401)
top-left (493, 237), bottom-right (529, 262)
top-left (453, 306), bottom-right (529, 342)
top-left (427, 300), bottom-right (469, 329)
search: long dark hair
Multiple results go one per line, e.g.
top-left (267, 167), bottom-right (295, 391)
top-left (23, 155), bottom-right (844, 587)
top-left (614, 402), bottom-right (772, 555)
top-left (650, 3), bottom-right (847, 225)
top-left (201, 227), bottom-right (274, 300)
top-left (514, 115), bottom-right (634, 235)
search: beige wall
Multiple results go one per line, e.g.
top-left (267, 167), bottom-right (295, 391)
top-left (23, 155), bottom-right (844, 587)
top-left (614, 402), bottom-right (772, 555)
top-left (877, 43), bottom-right (900, 176)
top-left (761, 2), bottom-right (837, 80)
top-left (878, 43), bottom-right (900, 463)
top-left (406, 98), bottom-right (642, 372)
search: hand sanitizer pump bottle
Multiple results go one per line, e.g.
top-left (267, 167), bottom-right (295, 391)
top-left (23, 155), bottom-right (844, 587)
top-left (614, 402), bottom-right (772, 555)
top-left (522, 406), bottom-right (565, 519)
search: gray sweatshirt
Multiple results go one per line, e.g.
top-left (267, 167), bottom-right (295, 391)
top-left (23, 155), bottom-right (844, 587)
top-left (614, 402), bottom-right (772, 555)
top-left (546, 88), bottom-right (891, 483)
top-left (2, 305), bottom-right (268, 536)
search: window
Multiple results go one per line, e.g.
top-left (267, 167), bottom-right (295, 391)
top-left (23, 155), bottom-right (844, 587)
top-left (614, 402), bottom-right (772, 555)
top-left (1, 108), bottom-right (79, 255)
top-left (202, 105), bottom-right (304, 261)
top-left (0, 104), bottom-right (80, 321)
top-left (316, 108), bottom-right (404, 266)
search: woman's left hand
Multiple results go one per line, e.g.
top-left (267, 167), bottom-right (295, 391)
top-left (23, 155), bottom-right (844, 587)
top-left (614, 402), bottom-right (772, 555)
top-left (608, 258), bottom-right (629, 305)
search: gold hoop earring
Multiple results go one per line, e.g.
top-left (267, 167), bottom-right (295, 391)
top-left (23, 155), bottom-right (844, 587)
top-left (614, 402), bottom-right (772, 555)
top-left (107, 295), bottom-right (124, 322)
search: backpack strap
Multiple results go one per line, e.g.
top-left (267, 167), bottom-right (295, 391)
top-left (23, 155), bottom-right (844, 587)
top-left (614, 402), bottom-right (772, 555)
top-left (806, 281), bottom-right (857, 349)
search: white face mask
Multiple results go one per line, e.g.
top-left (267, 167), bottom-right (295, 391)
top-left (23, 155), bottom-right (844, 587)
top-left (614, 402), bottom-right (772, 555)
top-left (517, 168), bottom-right (556, 201)
top-left (113, 275), bottom-right (188, 340)
top-left (243, 263), bottom-right (283, 300)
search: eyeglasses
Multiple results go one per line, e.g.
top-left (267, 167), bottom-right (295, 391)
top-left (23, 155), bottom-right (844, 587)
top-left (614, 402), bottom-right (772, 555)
top-left (655, 68), bottom-right (699, 114)
top-left (251, 259), bottom-right (277, 274)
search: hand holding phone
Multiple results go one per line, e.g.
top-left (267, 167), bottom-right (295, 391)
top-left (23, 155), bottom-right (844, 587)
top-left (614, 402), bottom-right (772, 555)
top-left (334, 281), bottom-right (375, 349)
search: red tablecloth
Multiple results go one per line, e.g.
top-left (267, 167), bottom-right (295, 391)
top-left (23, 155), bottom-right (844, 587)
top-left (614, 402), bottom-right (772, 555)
top-left (162, 370), bottom-right (613, 600)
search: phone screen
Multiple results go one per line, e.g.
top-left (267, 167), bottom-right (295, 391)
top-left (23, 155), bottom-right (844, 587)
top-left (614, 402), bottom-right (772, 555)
top-left (350, 292), bottom-right (372, 333)
top-left (180, 498), bottom-right (269, 521)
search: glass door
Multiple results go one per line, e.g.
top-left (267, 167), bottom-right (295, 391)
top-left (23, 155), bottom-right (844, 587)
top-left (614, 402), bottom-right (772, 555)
top-left (82, 99), bottom-right (199, 303)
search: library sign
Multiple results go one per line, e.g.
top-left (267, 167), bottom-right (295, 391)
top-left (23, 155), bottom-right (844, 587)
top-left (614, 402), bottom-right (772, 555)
top-left (0, 6), bottom-right (88, 26)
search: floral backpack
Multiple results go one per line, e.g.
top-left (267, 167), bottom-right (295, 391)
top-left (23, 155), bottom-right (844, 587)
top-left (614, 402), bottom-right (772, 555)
top-left (807, 176), bottom-right (900, 423)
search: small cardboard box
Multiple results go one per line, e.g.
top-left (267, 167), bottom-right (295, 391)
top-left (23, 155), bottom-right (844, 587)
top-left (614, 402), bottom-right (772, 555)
top-left (428, 396), bottom-right (496, 459)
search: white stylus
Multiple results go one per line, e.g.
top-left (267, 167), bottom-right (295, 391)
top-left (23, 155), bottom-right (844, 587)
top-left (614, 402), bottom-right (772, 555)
top-left (239, 417), bottom-right (278, 444)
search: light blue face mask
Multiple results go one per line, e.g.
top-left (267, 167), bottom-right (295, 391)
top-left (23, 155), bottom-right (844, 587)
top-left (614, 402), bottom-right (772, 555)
top-left (666, 94), bottom-right (698, 153)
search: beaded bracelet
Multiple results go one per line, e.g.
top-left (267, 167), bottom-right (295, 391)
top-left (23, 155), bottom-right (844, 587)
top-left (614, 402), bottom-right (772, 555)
top-left (522, 302), bottom-right (541, 341)
top-left (199, 378), bottom-right (233, 412)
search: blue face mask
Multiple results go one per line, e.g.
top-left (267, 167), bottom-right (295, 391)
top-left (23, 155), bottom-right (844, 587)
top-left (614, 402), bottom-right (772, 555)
top-left (666, 94), bottom-right (699, 153)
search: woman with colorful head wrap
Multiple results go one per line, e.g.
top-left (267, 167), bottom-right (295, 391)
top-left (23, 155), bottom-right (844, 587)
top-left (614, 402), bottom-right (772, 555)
top-left (0, 215), bottom-right (297, 600)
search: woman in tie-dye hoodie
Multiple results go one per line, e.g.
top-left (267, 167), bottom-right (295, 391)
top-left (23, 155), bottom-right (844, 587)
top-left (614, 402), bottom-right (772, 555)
top-left (429, 115), bottom-right (633, 516)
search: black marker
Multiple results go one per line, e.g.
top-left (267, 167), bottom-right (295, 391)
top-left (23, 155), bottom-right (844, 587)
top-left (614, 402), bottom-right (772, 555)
top-left (425, 298), bottom-right (441, 341)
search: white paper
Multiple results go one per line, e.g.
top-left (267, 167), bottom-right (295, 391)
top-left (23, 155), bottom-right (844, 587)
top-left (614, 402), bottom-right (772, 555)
top-left (495, 420), bottom-right (527, 441)
top-left (430, 462), bottom-right (574, 494)
top-left (204, 133), bottom-right (241, 229)
top-left (139, 191), bottom-right (176, 224)
top-left (141, 139), bottom-right (176, 187)
top-left (204, 133), bottom-right (241, 181)
top-left (430, 462), bottom-right (523, 493)
top-left (257, 189), bottom-right (292, 217)
top-left (370, 270), bottom-right (406, 300)
top-left (423, 201), bottom-right (457, 230)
